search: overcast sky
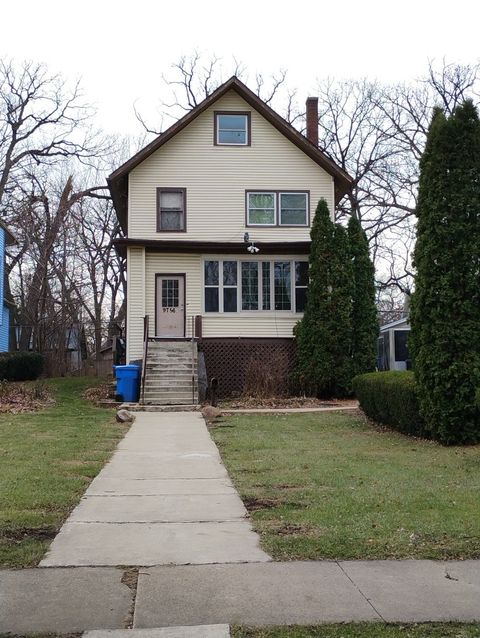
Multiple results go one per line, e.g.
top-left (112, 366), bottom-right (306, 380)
top-left (1, 0), bottom-right (479, 135)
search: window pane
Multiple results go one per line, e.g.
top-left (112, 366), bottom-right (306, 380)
top-left (218, 114), bottom-right (247, 130)
top-left (248, 209), bottom-right (275, 225)
top-left (160, 191), bottom-right (183, 209)
top-left (162, 279), bottom-right (179, 307)
top-left (205, 287), bottom-right (219, 312)
top-left (160, 211), bottom-right (183, 230)
top-left (262, 262), bottom-right (271, 310)
top-left (295, 288), bottom-right (307, 313)
top-left (281, 209), bottom-right (307, 225)
top-left (224, 288), bottom-right (237, 312)
top-left (204, 261), bottom-right (219, 286)
top-left (223, 261), bottom-right (237, 286)
top-left (394, 330), bottom-right (410, 362)
top-left (218, 130), bottom-right (246, 144)
top-left (295, 261), bottom-right (309, 286)
top-left (241, 262), bottom-right (259, 310)
top-left (274, 262), bottom-right (291, 310)
top-left (281, 193), bottom-right (306, 208)
top-left (249, 193), bottom-right (275, 209)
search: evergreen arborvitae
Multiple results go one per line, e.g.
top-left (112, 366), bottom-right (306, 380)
top-left (348, 216), bottom-right (378, 377)
top-left (410, 101), bottom-right (480, 444)
top-left (294, 199), bottom-right (353, 397)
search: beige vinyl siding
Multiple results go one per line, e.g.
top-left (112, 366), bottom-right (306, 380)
top-left (126, 246), bottom-right (145, 361)
top-left (142, 252), bottom-right (303, 341)
top-left (128, 90), bottom-right (334, 241)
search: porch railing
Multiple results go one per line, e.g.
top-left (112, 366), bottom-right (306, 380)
top-left (140, 315), bottom-right (149, 404)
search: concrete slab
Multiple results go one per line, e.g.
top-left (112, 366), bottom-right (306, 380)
top-left (99, 454), bottom-right (229, 479)
top-left (85, 626), bottom-right (230, 638)
top-left (69, 494), bottom-right (247, 523)
top-left (340, 560), bottom-right (480, 622)
top-left (40, 521), bottom-right (270, 566)
top-left (0, 568), bottom-right (131, 634)
top-left (133, 562), bottom-right (378, 627)
top-left (85, 477), bottom-right (238, 496)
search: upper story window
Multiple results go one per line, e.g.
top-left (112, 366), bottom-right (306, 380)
top-left (157, 188), bottom-right (186, 232)
top-left (246, 191), bottom-right (309, 227)
top-left (215, 112), bottom-right (250, 146)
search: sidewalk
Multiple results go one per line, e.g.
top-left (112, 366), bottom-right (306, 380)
top-left (40, 412), bottom-right (269, 566)
top-left (1, 560), bottom-right (480, 634)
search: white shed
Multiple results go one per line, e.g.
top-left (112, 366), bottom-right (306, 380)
top-left (377, 317), bottom-right (411, 371)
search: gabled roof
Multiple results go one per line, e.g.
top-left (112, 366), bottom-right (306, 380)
top-left (108, 76), bottom-right (353, 233)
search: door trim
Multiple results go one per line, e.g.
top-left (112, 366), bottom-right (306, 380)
top-left (155, 273), bottom-right (186, 337)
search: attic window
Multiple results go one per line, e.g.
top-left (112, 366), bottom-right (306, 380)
top-left (215, 112), bottom-right (250, 146)
top-left (157, 188), bottom-right (186, 232)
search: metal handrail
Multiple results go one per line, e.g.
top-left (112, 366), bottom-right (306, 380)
top-left (141, 315), bottom-right (149, 404)
top-left (191, 316), bottom-right (196, 404)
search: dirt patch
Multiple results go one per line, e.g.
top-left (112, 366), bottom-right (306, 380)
top-left (243, 496), bottom-right (280, 512)
top-left (120, 568), bottom-right (139, 629)
top-left (276, 523), bottom-right (313, 536)
top-left (0, 380), bottom-right (54, 414)
top-left (2, 527), bottom-right (57, 542)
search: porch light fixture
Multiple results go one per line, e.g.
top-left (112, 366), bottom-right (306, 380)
top-left (244, 232), bottom-right (260, 253)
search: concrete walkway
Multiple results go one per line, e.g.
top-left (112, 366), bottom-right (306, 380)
top-left (2, 561), bottom-right (480, 634)
top-left (40, 412), bottom-right (269, 566)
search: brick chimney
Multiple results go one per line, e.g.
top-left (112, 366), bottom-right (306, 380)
top-left (306, 97), bottom-right (319, 147)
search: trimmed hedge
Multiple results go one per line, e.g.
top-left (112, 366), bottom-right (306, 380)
top-left (353, 371), bottom-right (427, 437)
top-left (0, 352), bottom-right (45, 381)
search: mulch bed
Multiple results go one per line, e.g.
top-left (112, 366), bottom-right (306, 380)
top-left (218, 396), bottom-right (357, 409)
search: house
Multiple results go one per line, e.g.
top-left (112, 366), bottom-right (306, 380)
top-left (377, 316), bottom-right (411, 371)
top-left (108, 76), bottom-right (352, 402)
top-left (0, 221), bottom-right (16, 353)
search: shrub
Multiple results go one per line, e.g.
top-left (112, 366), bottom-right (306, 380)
top-left (0, 352), bottom-right (45, 381)
top-left (243, 351), bottom-right (289, 398)
top-left (353, 371), bottom-right (426, 438)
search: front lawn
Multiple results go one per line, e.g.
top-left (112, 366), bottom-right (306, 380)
top-left (232, 623), bottom-right (480, 637)
top-left (211, 411), bottom-right (480, 560)
top-left (0, 377), bottom-right (127, 567)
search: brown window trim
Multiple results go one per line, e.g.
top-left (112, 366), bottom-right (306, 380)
top-left (156, 187), bottom-right (187, 233)
top-left (245, 190), bottom-right (310, 228)
top-left (214, 111), bottom-right (251, 146)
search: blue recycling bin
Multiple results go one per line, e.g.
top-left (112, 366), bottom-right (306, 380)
top-left (115, 364), bottom-right (141, 402)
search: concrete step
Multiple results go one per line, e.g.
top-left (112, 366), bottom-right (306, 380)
top-left (143, 397), bottom-right (198, 405)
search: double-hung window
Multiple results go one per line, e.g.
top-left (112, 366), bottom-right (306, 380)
top-left (246, 191), bottom-right (309, 227)
top-left (204, 259), bottom-right (308, 313)
top-left (215, 112), bottom-right (250, 145)
top-left (246, 192), bottom-right (276, 226)
top-left (157, 188), bottom-right (186, 231)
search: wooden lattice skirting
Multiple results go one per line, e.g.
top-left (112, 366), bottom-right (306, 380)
top-left (198, 337), bottom-right (296, 397)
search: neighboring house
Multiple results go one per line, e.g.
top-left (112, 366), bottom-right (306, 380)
top-left (377, 317), bottom-right (411, 371)
top-left (0, 221), bottom-right (16, 353)
top-left (108, 76), bottom-right (352, 402)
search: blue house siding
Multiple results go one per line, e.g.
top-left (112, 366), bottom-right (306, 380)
top-left (0, 226), bottom-right (11, 352)
top-left (0, 306), bottom-right (9, 352)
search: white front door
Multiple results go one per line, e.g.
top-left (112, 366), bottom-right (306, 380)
top-left (156, 275), bottom-right (185, 337)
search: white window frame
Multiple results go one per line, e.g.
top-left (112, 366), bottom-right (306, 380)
top-left (279, 192), bottom-right (309, 227)
top-left (202, 257), bottom-right (308, 314)
top-left (216, 113), bottom-right (249, 146)
top-left (246, 191), bottom-right (277, 226)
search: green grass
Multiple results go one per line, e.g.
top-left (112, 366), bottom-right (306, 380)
top-left (0, 377), bottom-right (127, 567)
top-left (211, 412), bottom-right (480, 560)
top-left (232, 623), bottom-right (480, 637)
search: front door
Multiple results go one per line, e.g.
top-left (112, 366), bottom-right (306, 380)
top-left (156, 275), bottom-right (185, 337)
